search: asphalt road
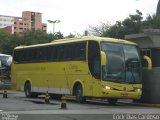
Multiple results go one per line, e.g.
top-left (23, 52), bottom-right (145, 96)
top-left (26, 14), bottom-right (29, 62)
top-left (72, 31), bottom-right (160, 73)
top-left (0, 91), bottom-right (160, 120)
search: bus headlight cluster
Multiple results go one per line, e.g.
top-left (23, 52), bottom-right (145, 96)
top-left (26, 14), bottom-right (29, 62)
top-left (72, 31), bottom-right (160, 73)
top-left (102, 85), bottom-right (113, 90)
top-left (134, 88), bottom-right (141, 92)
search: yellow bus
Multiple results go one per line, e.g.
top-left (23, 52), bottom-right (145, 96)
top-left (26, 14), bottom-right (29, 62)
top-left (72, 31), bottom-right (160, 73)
top-left (11, 36), bottom-right (151, 104)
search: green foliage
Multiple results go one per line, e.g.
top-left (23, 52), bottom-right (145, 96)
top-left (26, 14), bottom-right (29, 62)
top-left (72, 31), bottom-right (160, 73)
top-left (0, 29), bottom-right (12, 53)
top-left (65, 33), bottom-right (75, 38)
top-left (1, 34), bottom-right (22, 55)
top-left (90, 10), bottom-right (160, 39)
top-left (143, 14), bottom-right (160, 29)
top-left (89, 22), bottom-right (110, 36)
top-left (103, 10), bottom-right (143, 39)
top-left (0, 30), bottom-right (63, 55)
top-left (22, 30), bottom-right (63, 45)
top-left (103, 21), bottom-right (125, 39)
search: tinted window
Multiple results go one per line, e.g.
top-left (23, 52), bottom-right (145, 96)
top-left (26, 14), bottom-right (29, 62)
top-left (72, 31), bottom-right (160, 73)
top-left (101, 42), bottom-right (141, 84)
top-left (57, 45), bottom-right (64, 60)
top-left (13, 41), bottom-right (86, 63)
top-left (101, 43), bottom-right (125, 82)
top-left (88, 41), bottom-right (100, 79)
top-left (123, 45), bottom-right (141, 83)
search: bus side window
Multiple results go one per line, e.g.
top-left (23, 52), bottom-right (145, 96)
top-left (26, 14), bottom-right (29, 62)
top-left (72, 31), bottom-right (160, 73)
top-left (68, 44), bottom-right (73, 59)
top-left (57, 45), bottom-right (64, 60)
top-left (72, 42), bottom-right (86, 60)
top-left (20, 50), bottom-right (25, 62)
top-left (63, 45), bottom-right (70, 60)
top-left (77, 42), bottom-right (86, 60)
top-left (24, 49), bottom-right (28, 62)
top-left (39, 47), bottom-right (48, 61)
top-left (13, 50), bottom-right (19, 63)
top-left (50, 46), bottom-right (55, 60)
top-left (29, 49), bottom-right (33, 62)
top-left (88, 41), bottom-right (100, 79)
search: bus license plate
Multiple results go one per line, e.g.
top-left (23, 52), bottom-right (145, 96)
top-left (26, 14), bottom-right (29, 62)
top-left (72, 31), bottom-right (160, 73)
top-left (121, 93), bottom-right (128, 97)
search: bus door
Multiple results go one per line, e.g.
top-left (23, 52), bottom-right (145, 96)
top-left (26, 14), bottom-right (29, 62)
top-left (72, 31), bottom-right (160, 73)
top-left (88, 41), bottom-right (101, 96)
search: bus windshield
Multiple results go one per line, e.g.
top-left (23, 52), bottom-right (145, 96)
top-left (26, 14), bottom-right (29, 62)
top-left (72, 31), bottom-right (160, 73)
top-left (101, 42), bottom-right (142, 84)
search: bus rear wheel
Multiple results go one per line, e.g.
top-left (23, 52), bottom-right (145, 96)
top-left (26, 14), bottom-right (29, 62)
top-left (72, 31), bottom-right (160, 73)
top-left (107, 98), bottom-right (118, 105)
top-left (24, 82), bottom-right (32, 98)
top-left (75, 84), bottom-right (86, 103)
top-left (24, 82), bottom-right (38, 98)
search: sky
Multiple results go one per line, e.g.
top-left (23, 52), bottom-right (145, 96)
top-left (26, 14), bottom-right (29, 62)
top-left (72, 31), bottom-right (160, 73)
top-left (0, 0), bottom-right (159, 36)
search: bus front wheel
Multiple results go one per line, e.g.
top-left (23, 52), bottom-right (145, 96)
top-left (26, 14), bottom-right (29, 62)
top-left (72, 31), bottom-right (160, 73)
top-left (75, 84), bottom-right (86, 103)
top-left (107, 98), bottom-right (118, 105)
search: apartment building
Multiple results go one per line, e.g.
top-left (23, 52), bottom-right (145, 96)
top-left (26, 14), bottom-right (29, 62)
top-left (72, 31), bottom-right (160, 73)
top-left (0, 15), bottom-right (14, 34)
top-left (0, 11), bottom-right (47, 34)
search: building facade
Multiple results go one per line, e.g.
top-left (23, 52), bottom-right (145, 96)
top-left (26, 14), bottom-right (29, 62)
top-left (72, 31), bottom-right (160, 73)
top-left (0, 15), bottom-right (14, 34)
top-left (0, 11), bottom-right (47, 34)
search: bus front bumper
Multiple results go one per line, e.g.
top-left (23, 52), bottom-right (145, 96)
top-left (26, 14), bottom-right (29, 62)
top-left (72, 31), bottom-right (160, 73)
top-left (101, 89), bottom-right (142, 99)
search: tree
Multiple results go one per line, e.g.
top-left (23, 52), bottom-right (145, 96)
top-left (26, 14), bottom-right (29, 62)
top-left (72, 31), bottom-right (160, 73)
top-left (103, 10), bottom-right (143, 39)
top-left (0, 29), bottom-right (12, 54)
top-left (0, 30), bottom-right (64, 55)
top-left (22, 30), bottom-right (63, 45)
top-left (1, 34), bottom-right (22, 55)
top-left (103, 21), bottom-right (125, 39)
top-left (143, 14), bottom-right (160, 29)
top-left (89, 10), bottom-right (160, 39)
top-left (88, 21), bottom-right (110, 36)
top-left (65, 33), bottom-right (75, 38)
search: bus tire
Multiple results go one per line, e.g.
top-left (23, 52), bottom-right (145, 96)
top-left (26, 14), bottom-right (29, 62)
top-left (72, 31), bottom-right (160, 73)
top-left (107, 98), bottom-right (118, 105)
top-left (24, 82), bottom-right (32, 98)
top-left (75, 84), bottom-right (86, 103)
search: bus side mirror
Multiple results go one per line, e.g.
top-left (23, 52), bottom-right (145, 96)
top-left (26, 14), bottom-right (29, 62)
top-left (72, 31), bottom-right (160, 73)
top-left (101, 51), bottom-right (107, 66)
top-left (0, 60), bottom-right (2, 68)
top-left (143, 55), bottom-right (152, 70)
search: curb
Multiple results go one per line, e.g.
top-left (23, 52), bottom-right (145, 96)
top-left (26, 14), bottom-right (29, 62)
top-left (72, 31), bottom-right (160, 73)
top-left (119, 101), bottom-right (160, 108)
top-left (131, 102), bottom-right (160, 108)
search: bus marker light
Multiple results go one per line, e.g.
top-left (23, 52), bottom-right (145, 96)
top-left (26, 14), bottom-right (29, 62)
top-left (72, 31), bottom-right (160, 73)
top-left (134, 88), bottom-right (141, 92)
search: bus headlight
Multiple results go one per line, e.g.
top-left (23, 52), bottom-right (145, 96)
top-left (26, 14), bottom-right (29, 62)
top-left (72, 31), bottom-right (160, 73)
top-left (134, 88), bottom-right (141, 92)
top-left (102, 85), bottom-right (113, 90)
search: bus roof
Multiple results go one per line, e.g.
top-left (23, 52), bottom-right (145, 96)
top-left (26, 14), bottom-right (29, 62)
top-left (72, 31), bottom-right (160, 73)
top-left (14, 36), bottom-right (137, 49)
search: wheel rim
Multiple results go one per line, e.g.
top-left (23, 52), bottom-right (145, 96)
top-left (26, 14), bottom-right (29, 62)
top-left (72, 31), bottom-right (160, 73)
top-left (26, 88), bottom-right (29, 96)
top-left (25, 83), bottom-right (31, 97)
top-left (76, 85), bottom-right (82, 102)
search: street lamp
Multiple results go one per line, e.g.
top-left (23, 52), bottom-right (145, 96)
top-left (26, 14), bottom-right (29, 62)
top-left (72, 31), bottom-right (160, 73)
top-left (47, 20), bottom-right (61, 34)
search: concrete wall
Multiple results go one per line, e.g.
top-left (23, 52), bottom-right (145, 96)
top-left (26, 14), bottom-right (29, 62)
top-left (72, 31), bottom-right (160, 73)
top-left (149, 35), bottom-right (160, 47)
top-left (144, 29), bottom-right (160, 47)
top-left (127, 37), bottom-right (153, 48)
top-left (125, 29), bottom-right (160, 104)
top-left (142, 68), bottom-right (160, 104)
